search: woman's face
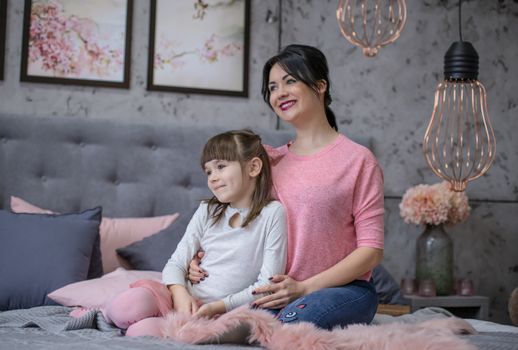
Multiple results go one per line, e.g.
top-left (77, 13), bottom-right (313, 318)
top-left (268, 64), bottom-right (323, 123)
top-left (267, 63), bottom-right (323, 124)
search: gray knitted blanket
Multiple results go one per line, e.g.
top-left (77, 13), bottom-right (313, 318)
top-left (0, 306), bottom-right (261, 350)
top-left (0, 305), bottom-right (118, 333)
top-left (1, 306), bottom-right (517, 350)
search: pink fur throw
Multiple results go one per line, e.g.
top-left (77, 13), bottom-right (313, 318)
top-left (159, 306), bottom-right (478, 350)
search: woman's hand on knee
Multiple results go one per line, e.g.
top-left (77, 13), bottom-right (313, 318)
top-left (188, 251), bottom-right (207, 284)
top-left (252, 275), bottom-right (306, 309)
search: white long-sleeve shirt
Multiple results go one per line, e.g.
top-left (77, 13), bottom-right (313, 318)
top-left (162, 200), bottom-right (287, 311)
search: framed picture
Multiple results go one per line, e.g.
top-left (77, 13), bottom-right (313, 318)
top-left (20, 0), bottom-right (133, 88)
top-left (147, 0), bottom-right (250, 97)
top-left (0, 0), bottom-right (7, 80)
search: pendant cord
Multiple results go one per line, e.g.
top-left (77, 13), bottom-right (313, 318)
top-left (458, 0), bottom-right (463, 42)
top-left (278, 0), bottom-right (282, 52)
top-left (275, 0), bottom-right (282, 130)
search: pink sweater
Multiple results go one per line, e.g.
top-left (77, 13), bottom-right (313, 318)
top-left (266, 134), bottom-right (384, 282)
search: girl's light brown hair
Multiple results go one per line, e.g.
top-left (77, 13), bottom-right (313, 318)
top-left (200, 129), bottom-right (273, 227)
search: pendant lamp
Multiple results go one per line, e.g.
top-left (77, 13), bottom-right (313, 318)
top-left (336, 0), bottom-right (407, 57)
top-left (423, 0), bottom-right (496, 192)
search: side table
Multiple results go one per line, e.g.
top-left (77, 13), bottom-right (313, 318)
top-left (403, 295), bottom-right (489, 320)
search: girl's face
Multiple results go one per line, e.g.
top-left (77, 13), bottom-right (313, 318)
top-left (267, 63), bottom-right (324, 124)
top-left (204, 159), bottom-right (255, 208)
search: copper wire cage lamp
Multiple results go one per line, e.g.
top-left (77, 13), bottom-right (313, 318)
top-left (336, 0), bottom-right (407, 57)
top-left (423, 0), bottom-right (496, 192)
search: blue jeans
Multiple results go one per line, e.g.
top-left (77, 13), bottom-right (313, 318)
top-left (269, 279), bottom-right (378, 330)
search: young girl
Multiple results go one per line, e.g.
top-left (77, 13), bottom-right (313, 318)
top-left (101, 129), bottom-right (287, 337)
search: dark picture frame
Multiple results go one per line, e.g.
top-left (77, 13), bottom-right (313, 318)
top-left (20, 0), bottom-right (133, 88)
top-left (0, 0), bottom-right (7, 80)
top-left (147, 0), bottom-right (250, 97)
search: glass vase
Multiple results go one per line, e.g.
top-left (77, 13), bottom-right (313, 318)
top-left (416, 224), bottom-right (454, 295)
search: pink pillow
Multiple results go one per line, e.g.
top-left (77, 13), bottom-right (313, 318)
top-left (10, 196), bottom-right (179, 274)
top-left (47, 268), bottom-right (162, 307)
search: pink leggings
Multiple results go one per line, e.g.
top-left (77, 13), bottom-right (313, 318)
top-left (102, 287), bottom-right (167, 337)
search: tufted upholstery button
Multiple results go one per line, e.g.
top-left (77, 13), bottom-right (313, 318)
top-left (151, 144), bottom-right (157, 151)
top-left (180, 177), bottom-right (191, 188)
top-left (41, 176), bottom-right (47, 182)
top-left (79, 142), bottom-right (85, 148)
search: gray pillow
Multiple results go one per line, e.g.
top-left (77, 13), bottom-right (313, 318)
top-left (0, 207), bottom-right (102, 310)
top-left (372, 265), bottom-right (406, 305)
top-left (116, 213), bottom-right (190, 271)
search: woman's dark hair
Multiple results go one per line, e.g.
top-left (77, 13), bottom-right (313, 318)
top-left (261, 44), bottom-right (337, 131)
top-left (200, 129), bottom-right (273, 227)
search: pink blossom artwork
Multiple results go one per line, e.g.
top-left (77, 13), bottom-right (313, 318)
top-left (147, 0), bottom-right (250, 97)
top-left (20, 0), bottom-right (133, 88)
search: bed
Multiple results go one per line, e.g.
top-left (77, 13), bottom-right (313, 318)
top-left (1, 114), bottom-right (517, 350)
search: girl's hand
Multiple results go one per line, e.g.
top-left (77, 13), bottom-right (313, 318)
top-left (174, 296), bottom-right (199, 314)
top-left (195, 300), bottom-right (226, 319)
top-left (252, 275), bottom-right (307, 309)
top-left (171, 286), bottom-right (199, 314)
top-left (188, 251), bottom-right (208, 284)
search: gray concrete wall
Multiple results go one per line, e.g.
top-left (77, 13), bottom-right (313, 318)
top-left (280, 0), bottom-right (518, 324)
top-left (1, 0), bottom-right (517, 324)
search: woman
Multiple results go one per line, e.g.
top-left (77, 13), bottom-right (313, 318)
top-left (190, 44), bottom-right (384, 329)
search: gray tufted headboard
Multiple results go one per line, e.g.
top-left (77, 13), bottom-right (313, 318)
top-left (0, 115), bottom-right (294, 220)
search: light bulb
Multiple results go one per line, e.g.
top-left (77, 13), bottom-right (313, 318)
top-left (336, 0), bottom-right (407, 57)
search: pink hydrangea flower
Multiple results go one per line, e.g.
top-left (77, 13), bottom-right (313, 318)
top-left (399, 181), bottom-right (470, 226)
